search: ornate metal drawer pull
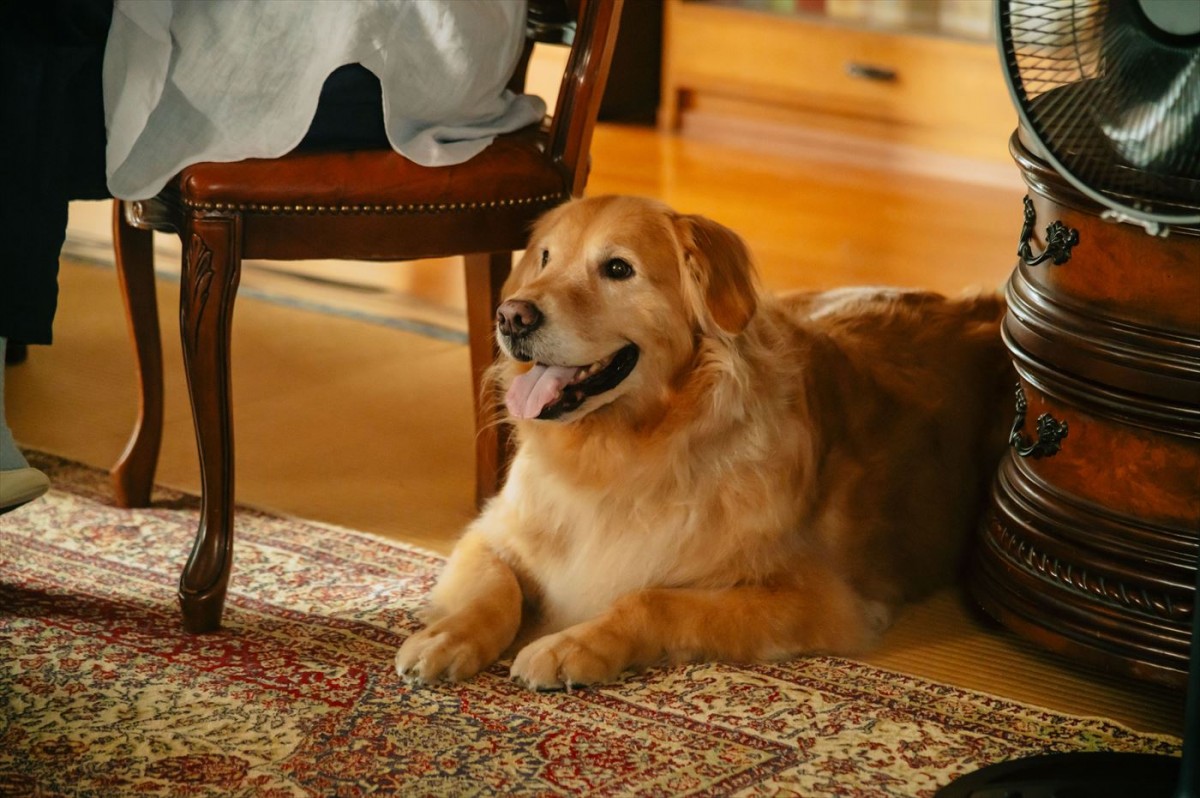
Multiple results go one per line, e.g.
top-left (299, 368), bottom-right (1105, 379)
top-left (1010, 384), bottom-right (1068, 459)
top-left (845, 62), bottom-right (897, 82)
top-left (1017, 196), bottom-right (1079, 266)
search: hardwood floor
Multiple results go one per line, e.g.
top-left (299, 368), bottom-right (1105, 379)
top-left (9, 122), bottom-right (1184, 737)
top-left (589, 122), bottom-right (1025, 295)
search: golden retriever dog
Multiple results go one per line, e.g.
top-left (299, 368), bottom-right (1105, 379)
top-left (396, 195), bottom-right (1012, 690)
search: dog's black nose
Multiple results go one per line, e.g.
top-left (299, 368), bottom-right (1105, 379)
top-left (497, 299), bottom-right (543, 339)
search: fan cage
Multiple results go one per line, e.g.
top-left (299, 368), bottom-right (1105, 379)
top-left (999, 0), bottom-right (1200, 227)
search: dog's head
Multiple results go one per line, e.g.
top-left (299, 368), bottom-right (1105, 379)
top-left (496, 195), bottom-right (759, 424)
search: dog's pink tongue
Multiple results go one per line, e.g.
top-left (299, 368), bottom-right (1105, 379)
top-left (506, 364), bottom-right (578, 419)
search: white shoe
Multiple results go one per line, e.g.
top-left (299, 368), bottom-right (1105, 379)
top-left (0, 467), bottom-right (50, 513)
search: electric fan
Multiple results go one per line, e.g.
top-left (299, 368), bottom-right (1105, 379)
top-left (1001, 0), bottom-right (1200, 232)
top-left (936, 1), bottom-right (1199, 796)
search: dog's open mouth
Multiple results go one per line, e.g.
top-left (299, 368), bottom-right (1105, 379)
top-left (506, 344), bottom-right (639, 421)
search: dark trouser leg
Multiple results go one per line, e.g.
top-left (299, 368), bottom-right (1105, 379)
top-left (0, 0), bottom-right (113, 344)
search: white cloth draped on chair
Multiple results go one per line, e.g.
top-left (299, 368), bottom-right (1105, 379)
top-left (103, 0), bottom-right (547, 200)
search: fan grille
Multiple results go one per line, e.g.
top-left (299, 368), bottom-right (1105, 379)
top-left (1000, 0), bottom-right (1200, 224)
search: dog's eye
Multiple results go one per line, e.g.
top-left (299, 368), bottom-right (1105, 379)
top-left (602, 258), bottom-right (634, 281)
top-left (540, 249), bottom-right (549, 269)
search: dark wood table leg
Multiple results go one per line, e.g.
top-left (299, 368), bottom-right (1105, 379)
top-left (177, 215), bottom-right (242, 633)
top-left (464, 251), bottom-right (513, 508)
top-left (110, 200), bottom-right (164, 509)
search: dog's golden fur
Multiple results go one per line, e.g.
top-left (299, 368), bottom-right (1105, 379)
top-left (396, 195), bottom-right (1013, 689)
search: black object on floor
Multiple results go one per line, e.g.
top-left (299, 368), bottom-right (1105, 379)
top-left (5, 341), bottom-right (27, 365)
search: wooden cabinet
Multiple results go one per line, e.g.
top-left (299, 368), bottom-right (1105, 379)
top-left (973, 131), bottom-right (1200, 689)
top-left (660, 0), bottom-right (1017, 165)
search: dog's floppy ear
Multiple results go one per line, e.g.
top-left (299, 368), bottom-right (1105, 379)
top-left (674, 214), bottom-right (759, 335)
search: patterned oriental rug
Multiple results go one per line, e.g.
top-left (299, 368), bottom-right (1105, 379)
top-left (0, 454), bottom-right (1182, 797)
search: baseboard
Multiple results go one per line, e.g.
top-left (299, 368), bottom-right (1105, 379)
top-left (677, 109), bottom-right (1024, 191)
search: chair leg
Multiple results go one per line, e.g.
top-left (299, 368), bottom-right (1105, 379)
top-left (177, 216), bottom-right (242, 633)
top-left (463, 252), bottom-right (512, 507)
top-left (110, 201), bottom-right (164, 508)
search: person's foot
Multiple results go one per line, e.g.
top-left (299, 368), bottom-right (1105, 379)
top-left (0, 466), bottom-right (50, 514)
top-left (1, 335), bottom-right (46, 512)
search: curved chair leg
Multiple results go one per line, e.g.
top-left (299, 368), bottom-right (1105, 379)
top-left (464, 251), bottom-right (512, 507)
top-left (177, 215), bottom-right (242, 633)
top-left (110, 200), bottom-right (163, 508)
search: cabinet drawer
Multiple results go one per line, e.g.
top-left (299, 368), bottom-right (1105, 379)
top-left (662, 1), bottom-right (1015, 161)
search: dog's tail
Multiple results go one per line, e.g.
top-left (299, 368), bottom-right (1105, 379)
top-left (955, 288), bottom-right (1007, 324)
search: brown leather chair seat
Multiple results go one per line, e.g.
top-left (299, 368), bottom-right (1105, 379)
top-left (171, 127), bottom-right (567, 260)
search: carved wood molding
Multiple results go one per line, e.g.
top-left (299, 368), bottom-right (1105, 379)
top-left (181, 234), bottom-right (215, 350)
top-left (987, 518), bottom-right (1191, 623)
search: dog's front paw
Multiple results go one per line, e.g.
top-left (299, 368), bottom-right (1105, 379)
top-left (395, 620), bottom-right (495, 685)
top-left (510, 631), bottom-right (628, 691)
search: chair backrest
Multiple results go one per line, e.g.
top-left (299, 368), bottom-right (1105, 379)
top-left (532, 0), bottom-right (623, 197)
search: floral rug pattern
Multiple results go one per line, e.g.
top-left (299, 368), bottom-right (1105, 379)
top-left (0, 454), bottom-right (1181, 797)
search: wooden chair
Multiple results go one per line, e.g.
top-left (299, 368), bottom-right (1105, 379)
top-left (109, 0), bottom-right (623, 633)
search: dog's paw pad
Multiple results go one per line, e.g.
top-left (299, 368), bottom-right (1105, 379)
top-left (860, 599), bottom-right (894, 636)
top-left (510, 632), bottom-right (622, 691)
top-left (395, 659), bottom-right (429, 687)
top-left (395, 625), bottom-right (491, 684)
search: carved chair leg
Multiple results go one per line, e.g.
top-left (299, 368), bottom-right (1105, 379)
top-left (177, 216), bottom-right (242, 633)
top-left (110, 201), bottom-right (163, 508)
top-left (464, 251), bottom-right (513, 507)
